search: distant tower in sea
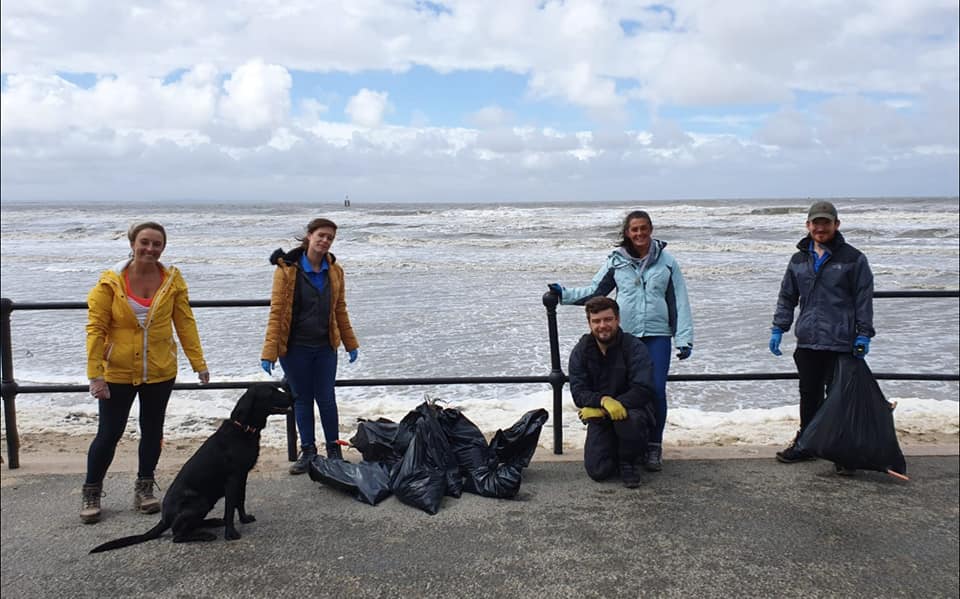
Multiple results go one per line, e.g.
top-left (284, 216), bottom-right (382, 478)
top-left (344, 194), bottom-right (351, 208)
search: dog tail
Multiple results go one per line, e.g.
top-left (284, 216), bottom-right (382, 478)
top-left (89, 520), bottom-right (169, 554)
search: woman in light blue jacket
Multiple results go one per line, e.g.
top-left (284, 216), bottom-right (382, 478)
top-left (550, 210), bottom-right (693, 472)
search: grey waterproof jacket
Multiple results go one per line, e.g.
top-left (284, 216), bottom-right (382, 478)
top-left (773, 232), bottom-right (874, 352)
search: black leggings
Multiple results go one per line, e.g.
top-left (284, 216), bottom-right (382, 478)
top-left (85, 378), bottom-right (175, 484)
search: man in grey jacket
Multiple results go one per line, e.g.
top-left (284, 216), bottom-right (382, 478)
top-left (769, 201), bottom-right (875, 464)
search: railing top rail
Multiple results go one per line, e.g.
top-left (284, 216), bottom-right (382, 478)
top-left (3, 289), bottom-right (958, 312)
top-left (6, 370), bottom-right (957, 395)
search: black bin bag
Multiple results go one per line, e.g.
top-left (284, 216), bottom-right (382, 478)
top-left (490, 408), bottom-right (549, 468)
top-left (390, 417), bottom-right (450, 515)
top-left (797, 355), bottom-right (907, 476)
top-left (308, 456), bottom-right (393, 506)
top-left (437, 407), bottom-right (525, 499)
top-left (350, 418), bottom-right (402, 465)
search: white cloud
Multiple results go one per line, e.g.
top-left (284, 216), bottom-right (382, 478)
top-left (468, 105), bottom-right (512, 129)
top-left (219, 59), bottom-right (292, 131)
top-left (344, 88), bottom-right (390, 127)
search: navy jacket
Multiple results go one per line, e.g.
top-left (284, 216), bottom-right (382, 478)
top-left (773, 232), bottom-right (875, 352)
top-left (568, 329), bottom-right (656, 410)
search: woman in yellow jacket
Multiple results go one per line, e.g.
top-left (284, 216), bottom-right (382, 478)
top-left (261, 217), bottom-right (359, 474)
top-left (81, 222), bottom-right (209, 524)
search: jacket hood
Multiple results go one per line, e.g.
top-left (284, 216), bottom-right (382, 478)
top-left (612, 239), bottom-right (666, 266)
top-left (270, 247), bottom-right (337, 267)
top-left (107, 259), bottom-right (173, 277)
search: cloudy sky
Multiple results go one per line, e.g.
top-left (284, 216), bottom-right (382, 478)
top-left (2, 1), bottom-right (958, 204)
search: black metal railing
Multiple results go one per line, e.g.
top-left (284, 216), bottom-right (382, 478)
top-left (2, 291), bottom-right (958, 469)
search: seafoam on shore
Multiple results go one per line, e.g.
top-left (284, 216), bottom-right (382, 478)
top-left (8, 388), bottom-right (958, 452)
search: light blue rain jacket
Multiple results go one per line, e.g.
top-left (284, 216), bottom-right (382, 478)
top-left (561, 241), bottom-right (694, 348)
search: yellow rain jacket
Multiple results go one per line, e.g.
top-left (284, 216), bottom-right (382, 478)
top-left (86, 260), bottom-right (207, 385)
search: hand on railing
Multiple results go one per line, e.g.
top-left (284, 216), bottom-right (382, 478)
top-left (198, 370), bottom-right (210, 384)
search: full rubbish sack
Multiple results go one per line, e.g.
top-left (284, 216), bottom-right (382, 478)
top-left (437, 406), bottom-right (525, 499)
top-left (350, 418), bottom-right (403, 465)
top-left (308, 456), bottom-right (393, 505)
top-left (490, 408), bottom-right (550, 468)
top-left (390, 416), bottom-right (457, 514)
top-left (797, 355), bottom-right (907, 478)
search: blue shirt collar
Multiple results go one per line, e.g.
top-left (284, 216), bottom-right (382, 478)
top-left (300, 253), bottom-right (329, 273)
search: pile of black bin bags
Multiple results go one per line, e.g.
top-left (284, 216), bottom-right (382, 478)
top-left (308, 402), bottom-right (549, 514)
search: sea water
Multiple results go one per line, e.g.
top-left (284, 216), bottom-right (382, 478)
top-left (1, 197), bottom-right (957, 449)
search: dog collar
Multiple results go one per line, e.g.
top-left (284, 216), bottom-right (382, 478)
top-left (232, 420), bottom-right (260, 434)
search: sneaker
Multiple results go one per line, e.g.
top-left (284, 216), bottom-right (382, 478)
top-left (775, 433), bottom-right (815, 463)
top-left (644, 443), bottom-right (663, 472)
top-left (834, 463), bottom-right (856, 476)
top-left (289, 445), bottom-right (317, 475)
top-left (620, 463), bottom-right (641, 489)
top-left (80, 483), bottom-right (103, 524)
top-left (133, 477), bottom-right (161, 514)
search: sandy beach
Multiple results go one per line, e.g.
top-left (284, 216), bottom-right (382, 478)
top-left (2, 429), bottom-right (956, 482)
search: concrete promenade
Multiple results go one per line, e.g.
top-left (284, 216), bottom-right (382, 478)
top-left (2, 454), bottom-right (958, 598)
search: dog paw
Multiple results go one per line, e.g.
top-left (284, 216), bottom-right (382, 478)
top-left (240, 514), bottom-right (256, 524)
top-left (224, 527), bottom-right (242, 541)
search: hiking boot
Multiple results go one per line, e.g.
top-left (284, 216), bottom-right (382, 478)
top-left (325, 442), bottom-right (343, 461)
top-left (620, 463), bottom-right (641, 489)
top-left (80, 483), bottom-right (103, 524)
top-left (834, 463), bottom-right (856, 476)
top-left (775, 433), bottom-right (815, 463)
top-left (134, 477), bottom-right (161, 514)
top-left (644, 443), bottom-right (663, 472)
top-left (289, 444), bottom-right (317, 475)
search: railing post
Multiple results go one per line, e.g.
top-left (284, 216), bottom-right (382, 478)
top-left (543, 291), bottom-right (565, 454)
top-left (1, 298), bottom-right (21, 469)
top-left (286, 412), bottom-right (298, 462)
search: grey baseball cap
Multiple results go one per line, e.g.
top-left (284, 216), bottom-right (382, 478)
top-left (807, 200), bottom-right (838, 222)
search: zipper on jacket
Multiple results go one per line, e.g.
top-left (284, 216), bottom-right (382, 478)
top-left (139, 267), bottom-right (176, 382)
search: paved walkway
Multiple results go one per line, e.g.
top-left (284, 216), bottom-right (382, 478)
top-left (2, 456), bottom-right (958, 598)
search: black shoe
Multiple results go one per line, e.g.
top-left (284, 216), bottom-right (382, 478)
top-left (325, 442), bottom-right (343, 461)
top-left (775, 443), bottom-right (814, 463)
top-left (289, 445), bottom-right (317, 475)
top-left (834, 463), bottom-right (856, 476)
top-left (620, 463), bottom-right (641, 489)
top-left (775, 432), bottom-right (815, 463)
top-left (644, 443), bottom-right (663, 472)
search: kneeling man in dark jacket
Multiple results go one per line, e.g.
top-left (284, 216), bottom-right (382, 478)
top-left (569, 297), bottom-right (657, 488)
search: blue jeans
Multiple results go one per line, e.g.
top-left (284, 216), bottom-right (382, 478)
top-left (280, 344), bottom-right (339, 448)
top-left (639, 336), bottom-right (672, 444)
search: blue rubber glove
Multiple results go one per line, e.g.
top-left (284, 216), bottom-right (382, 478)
top-left (853, 336), bottom-right (870, 358)
top-left (260, 359), bottom-right (274, 375)
top-left (547, 283), bottom-right (563, 297)
top-left (676, 346), bottom-right (692, 360)
top-left (769, 327), bottom-right (783, 356)
top-left (348, 349), bottom-right (359, 363)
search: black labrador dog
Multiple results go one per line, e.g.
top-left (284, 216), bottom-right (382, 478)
top-left (90, 382), bottom-right (292, 553)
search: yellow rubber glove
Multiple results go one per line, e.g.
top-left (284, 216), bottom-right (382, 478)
top-left (578, 407), bottom-right (607, 424)
top-left (600, 396), bottom-right (628, 421)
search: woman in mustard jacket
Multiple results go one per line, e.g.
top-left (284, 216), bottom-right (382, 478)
top-left (261, 217), bottom-right (359, 474)
top-left (81, 222), bottom-right (209, 524)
